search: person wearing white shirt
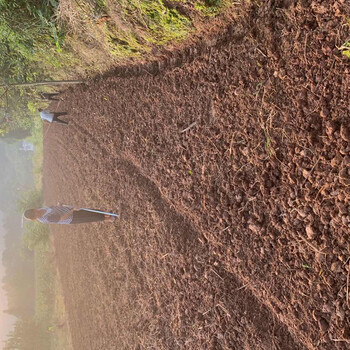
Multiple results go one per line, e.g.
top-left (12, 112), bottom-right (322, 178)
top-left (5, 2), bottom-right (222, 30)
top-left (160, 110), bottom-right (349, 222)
top-left (24, 205), bottom-right (116, 224)
top-left (39, 109), bottom-right (68, 125)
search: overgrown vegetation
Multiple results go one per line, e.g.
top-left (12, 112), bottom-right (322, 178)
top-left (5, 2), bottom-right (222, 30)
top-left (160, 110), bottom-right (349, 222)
top-left (56, 0), bottom-right (227, 71)
top-left (0, 0), bottom-right (229, 79)
top-left (4, 318), bottom-right (48, 350)
top-left (0, 0), bottom-right (69, 85)
top-left (0, 0), bottom-right (231, 135)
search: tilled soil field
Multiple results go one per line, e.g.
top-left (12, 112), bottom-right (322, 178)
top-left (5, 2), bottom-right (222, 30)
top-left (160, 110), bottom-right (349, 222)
top-left (44, 1), bottom-right (350, 349)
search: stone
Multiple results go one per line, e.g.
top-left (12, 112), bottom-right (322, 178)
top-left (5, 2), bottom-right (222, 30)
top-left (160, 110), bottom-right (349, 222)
top-left (305, 224), bottom-right (317, 239)
top-left (318, 317), bottom-right (329, 332)
top-left (340, 124), bottom-right (350, 142)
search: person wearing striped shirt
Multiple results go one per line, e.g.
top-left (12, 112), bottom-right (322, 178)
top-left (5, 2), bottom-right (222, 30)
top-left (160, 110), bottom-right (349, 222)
top-left (24, 205), bottom-right (116, 224)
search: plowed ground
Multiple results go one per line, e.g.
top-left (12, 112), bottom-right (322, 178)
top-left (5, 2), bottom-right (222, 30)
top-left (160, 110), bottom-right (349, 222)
top-left (44, 1), bottom-right (350, 349)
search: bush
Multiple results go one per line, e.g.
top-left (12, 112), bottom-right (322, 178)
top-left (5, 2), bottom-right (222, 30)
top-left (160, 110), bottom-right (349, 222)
top-left (18, 187), bottom-right (43, 213)
top-left (23, 222), bottom-right (50, 251)
top-left (4, 317), bottom-right (49, 350)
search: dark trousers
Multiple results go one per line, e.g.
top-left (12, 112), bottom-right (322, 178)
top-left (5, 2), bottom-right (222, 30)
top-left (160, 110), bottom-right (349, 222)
top-left (70, 210), bottom-right (106, 224)
top-left (53, 112), bottom-right (68, 125)
top-left (42, 92), bottom-right (60, 101)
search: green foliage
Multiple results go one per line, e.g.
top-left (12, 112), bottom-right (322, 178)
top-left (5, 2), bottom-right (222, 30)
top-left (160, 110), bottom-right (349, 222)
top-left (95, 0), bottom-right (109, 14)
top-left (0, 0), bottom-right (230, 135)
top-left (23, 222), bottom-right (50, 251)
top-left (102, 0), bottom-right (191, 58)
top-left (343, 51), bottom-right (350, 59)
top-left (0, 0), bottom-right (64, 83)
top-left (4, 317), bottom-right (48, 350)
top-left (194, 0), bottom-right (227, 16)
top-left (0, 0), bottom-right (67, 135)
top-left (18, 187), bottom-right (42, 213)
top-left (0, 87), bottom-right (44, 135)
top-left (106, 30), bottom-right (146, 58)
top-left (133, 0), bottom-right (191, 44)
top-left (206, 0), bottom-right (221, 6)
top-left (340, 40), bottom-right (350, 59)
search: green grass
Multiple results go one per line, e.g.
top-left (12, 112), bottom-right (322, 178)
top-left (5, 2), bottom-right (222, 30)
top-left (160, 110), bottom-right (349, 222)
top-left (0, 0), bottom-right (70, 81)
top-left (53, 0), bottom-right (233, 74)
top-left (194, 0), bottom-right (229, 16)
top-left (0, 0), bottom-right (230, 81)
top-left (118, 0), bottom-right (192, 45)
top-left (56, 0), bottom-right (193, 63)
top-left (0, 0), bottom-right (233, 135)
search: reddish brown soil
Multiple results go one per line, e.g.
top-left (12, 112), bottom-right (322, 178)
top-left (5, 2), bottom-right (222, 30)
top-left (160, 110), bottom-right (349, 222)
top-left (44, 1), bottom-right (350, 349)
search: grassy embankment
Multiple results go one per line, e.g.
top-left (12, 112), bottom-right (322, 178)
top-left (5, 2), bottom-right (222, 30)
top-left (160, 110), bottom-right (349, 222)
top-left (42, 0), bottom-right (232, 78)
top-left (0, 0), bottom-right (232, 134)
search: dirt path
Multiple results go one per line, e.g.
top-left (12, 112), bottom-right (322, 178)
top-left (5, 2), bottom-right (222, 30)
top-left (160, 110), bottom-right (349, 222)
top-left (44, 1), bottom-right (350, 349)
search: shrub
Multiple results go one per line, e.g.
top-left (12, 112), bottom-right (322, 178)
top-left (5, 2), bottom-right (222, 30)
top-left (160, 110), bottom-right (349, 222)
top-left (18, 188), bottom-right (43, 213)
top-left (23, 222), bottom-right (50, 251)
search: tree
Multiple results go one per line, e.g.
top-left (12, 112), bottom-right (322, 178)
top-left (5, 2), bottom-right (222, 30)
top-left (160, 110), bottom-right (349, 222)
top-left (4, 318), bottom-right (46, 350)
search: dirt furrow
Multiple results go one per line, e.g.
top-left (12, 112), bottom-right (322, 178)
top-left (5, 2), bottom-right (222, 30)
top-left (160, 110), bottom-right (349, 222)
top-left (44, 1), bottom-right (350, 349)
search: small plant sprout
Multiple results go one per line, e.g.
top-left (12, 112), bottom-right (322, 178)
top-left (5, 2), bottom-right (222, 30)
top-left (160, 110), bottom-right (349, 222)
top-left (302, 263), bottom-right (312, 269)
top-left (338, 39), bottom-right (350, 59)
top-left (265, 137), bottom-right (272, 156)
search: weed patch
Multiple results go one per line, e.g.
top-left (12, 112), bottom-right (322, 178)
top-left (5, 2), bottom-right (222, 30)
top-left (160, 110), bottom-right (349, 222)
top-left (339, 38), bottom-right (350, 59)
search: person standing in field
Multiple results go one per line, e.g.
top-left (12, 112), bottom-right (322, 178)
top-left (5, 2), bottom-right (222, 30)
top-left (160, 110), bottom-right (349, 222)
top-left (39, 108), bottom-right (69, 125)
top-left (39, 92), bottom-right (60, 101)
top-left (24, 205), bottom-right (117, 224)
